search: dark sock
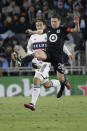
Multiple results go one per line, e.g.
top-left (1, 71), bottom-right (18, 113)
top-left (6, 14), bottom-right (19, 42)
top-left (21, 54), bottom-right (35, 66)
top-left (60, 81), bottom-right (65, 90)
top-left (57, 81), bottom-right (65, 98)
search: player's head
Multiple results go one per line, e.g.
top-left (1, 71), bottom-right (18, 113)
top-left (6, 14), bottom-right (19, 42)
top-left (35, 18), bottom-right (46, 30)
top-left (51, 13), bottom-right (61, 28)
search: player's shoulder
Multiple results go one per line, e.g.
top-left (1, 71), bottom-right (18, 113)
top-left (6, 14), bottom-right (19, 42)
top-left (59, 25), bottom-right (66, 29)
top-left (30, 34), bottom-right (38, 39)
top-left (29, 34), bottom-right (40, 41)
top-left (44, 26), bottom-right (51, 32)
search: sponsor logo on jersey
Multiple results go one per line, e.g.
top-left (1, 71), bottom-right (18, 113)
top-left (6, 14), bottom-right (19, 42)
top-left (49, 34), bottom-right (58, 42)
top-left (33, 42), bottom-right (47, 50)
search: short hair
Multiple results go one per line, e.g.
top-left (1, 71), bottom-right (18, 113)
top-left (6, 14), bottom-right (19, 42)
top-left (35, 18), bottom-right (46, 25)
top-left (51, 12), bottom-right (61, 20)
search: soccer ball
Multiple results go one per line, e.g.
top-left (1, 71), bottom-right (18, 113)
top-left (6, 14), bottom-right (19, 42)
top-left (32, 58), bottom-right (43, 69)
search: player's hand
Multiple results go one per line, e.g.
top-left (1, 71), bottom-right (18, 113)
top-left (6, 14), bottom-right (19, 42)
top-left (74, 16), bottom-right (79, 24)
top-left (69, 55), bottom-right (74, 61)
top-left (26, 29), bottom-right (33, 34)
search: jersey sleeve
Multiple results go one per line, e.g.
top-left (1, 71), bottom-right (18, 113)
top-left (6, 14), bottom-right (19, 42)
top-left (27, 37), bottom-right (33, 55)
top-left (62, 27), bottom-right (72, 35)
top-left (63, 45), bottom-right (71, 56)
top-left (66, 27), bottom-right (72, 32)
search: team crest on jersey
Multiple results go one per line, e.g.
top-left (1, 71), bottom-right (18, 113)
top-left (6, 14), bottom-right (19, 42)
top-left (57, 29), bottom-right (60, 33)
top-left (49, 34), bottom-right (58, 42)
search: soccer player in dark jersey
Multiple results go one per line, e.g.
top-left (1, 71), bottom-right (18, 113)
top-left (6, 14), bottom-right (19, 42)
top-left (28, 13), bottom-right (80, 98)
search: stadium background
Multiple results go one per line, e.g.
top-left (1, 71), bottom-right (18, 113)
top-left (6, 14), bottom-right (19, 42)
top-left (0, 1), bottom-right (87, 131)
top-left (0, 0), bottom-right (87, 96)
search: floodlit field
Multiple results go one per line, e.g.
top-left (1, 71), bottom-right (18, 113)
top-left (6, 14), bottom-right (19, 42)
top-left (0, 96), bottom-right (87, 131)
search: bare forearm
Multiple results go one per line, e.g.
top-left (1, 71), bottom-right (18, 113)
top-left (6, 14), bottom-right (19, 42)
top-left (71, 16), bottom-right (80, 32)
top-left (71, 23), bottom-right (80, 32)
top-left (31, 30), bottom-right (43, 34)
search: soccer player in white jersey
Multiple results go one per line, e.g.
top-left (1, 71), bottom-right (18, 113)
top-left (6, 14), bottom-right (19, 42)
top-left (24, 18), bottom-right (74, 111)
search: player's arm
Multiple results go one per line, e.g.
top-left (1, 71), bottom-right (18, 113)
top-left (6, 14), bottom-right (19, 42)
top-left (25, 38), bottom-right (36, 60)
top-left (26, 29), bottom-right (43, 35)
top-left (63, 45), bottom-right (74, 60)
top-left (71, 16), bottom-right (80, 33)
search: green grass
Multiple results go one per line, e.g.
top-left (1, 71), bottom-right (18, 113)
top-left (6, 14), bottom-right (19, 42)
top-left (0, 96), bottom-right (87, 131)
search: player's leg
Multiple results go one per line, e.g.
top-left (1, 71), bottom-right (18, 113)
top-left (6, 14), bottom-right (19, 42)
top-left (34, 50), bottom-right (47, 60)
top-left (43, 79), bottom-right (60, 89)
top-left (24, 77), bottom-right (41, 111)
top-left (56, 71), bottom-right (71, 97)
top-left (31, 77), bottom-right (41, 106)
top-left (56, 71), bottom-right (65, 98)
top-left (12, 50), bottom-right (47, 67)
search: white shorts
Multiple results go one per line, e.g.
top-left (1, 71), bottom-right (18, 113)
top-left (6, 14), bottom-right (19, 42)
top-left (34, 62), bottom-right (51, 84)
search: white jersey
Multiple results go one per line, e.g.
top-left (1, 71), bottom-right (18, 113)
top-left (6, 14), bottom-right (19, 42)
top-left (27, 34), bottom-right (51, 84)
top-left (27, 34), bottom-right (47, 54)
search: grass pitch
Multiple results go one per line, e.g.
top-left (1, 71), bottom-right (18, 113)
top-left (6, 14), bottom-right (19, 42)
top-left (0, 96), bottom-right (87, 131)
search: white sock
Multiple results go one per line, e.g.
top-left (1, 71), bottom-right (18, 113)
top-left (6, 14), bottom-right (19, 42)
top-left (50, 79), bottom-right (61, 90)
top-left (31, 85), bottom-right (40, 106)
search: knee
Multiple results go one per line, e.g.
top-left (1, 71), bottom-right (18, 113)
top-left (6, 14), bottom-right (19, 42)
top-left (43, 83), bottom-right (50, 88)
top-left (58, 76), bottom-right (64, 82)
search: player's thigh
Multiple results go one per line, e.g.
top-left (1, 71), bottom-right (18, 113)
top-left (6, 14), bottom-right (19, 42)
top-left (34, 71), bottom-right (49, 85)
top-left (43, 81), bottom-right (50, 88)
top-left (34, 50), bottom-right (47, 60)
top-left (34, 71), bottom-right (44, 83)
top-left (33, 77), bottom-right (41, 85)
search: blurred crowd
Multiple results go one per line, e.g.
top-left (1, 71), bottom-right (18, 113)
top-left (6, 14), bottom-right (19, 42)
top-left (0, 0), bottom-right (87, 68)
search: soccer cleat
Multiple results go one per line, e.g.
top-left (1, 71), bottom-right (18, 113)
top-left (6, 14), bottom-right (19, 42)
top-left (57, 86), bottom-right (65, 98)
top-left (64, 78), bottom-right (71, 90)
top-left (24, 103), bottom-right (35, 111)
top-left (13, 52), bottom-right (22, 67)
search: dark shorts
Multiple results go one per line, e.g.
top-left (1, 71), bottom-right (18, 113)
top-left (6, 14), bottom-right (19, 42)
top-left (44, 50), bottom-right (64, 74)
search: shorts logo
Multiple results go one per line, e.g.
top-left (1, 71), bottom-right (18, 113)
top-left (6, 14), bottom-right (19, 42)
top-left (49, 34), bottom-right (58, 42)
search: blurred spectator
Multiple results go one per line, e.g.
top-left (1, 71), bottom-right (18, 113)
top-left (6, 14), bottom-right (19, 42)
top-left (28, 0), bottom-right (42, 7)
top-left (36, 10), bottom-right (43, 19)
top-left (14, 45), bottom-right (30, 66)
top-left (62, 9), bottom-right (74, 27)
top-left (2, 0), bottom-right (20, 15)
top-left (56, 1), bottom-right (67, 19)
top-left (17, 15), bottom-right (27, 33)
top-left (21, 0), bottom-right (29, 15)
top-left (35, 1), bottom-right (42, 13)
top-left (4, 15), bottom-right (13, 32)
top-left (42, 1), bottom-right (51, 21)
top-left (64, 0), bottom-right (73, 11)
top-left (11, 38), bottom-right (19, 47)
top-left (12, 13), bottom-right (20, 33)
top-left (5, 44), bottom-right (14, 67)
top-left (73, 0), bottom-right (82, 16)
top-left (0, 37), bottom-right (8, 68)
top-left (0, 11), bottom-right (5, 33)
top-left (79, 9), bottom-right (87, 44)
top-left (27, 6), bottom-right (36, 29)
top-left (28, 0), bottom-right (36, 6)
top-left (0, 30), bottom-right (15, 45)
top-left (53, 0), bottom-right (64, 8)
